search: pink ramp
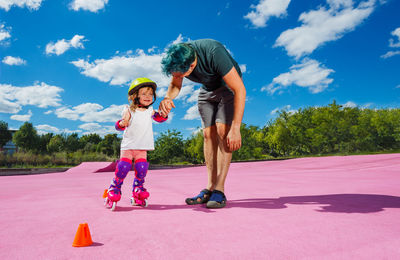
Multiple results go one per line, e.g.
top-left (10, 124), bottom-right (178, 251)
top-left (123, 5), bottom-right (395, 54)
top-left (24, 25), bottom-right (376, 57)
top-left (95, 160), bottom-right (118, 172)
top-left (1, 153), bottom-right (400, 259)
top-left (65, 162), bottom-right (115, 174)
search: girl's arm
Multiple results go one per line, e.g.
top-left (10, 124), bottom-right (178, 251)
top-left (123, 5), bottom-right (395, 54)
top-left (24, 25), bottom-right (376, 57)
top-left (115, 109), bottom-right (131, 131)
top-left (152, 110), bottom-right (168, 123)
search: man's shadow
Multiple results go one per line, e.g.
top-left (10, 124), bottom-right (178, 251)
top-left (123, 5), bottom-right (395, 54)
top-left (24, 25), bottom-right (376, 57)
top-left (128, 194), bottom-right (400, 213)
top-left (226, 194), bottom-right (400, 213)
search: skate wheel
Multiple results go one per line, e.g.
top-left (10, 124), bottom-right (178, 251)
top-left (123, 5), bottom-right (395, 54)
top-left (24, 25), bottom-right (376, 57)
top-left (104, 197), bottom-right (109, 207)
top-left (143, 199), bottom-right (148, 207)
top-left (130, 197), bottom-right (135, 206)
top-left (111, 202), bottom-right (117, 211)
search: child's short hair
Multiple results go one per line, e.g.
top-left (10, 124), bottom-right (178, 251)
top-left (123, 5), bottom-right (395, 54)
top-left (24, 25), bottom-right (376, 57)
top-left (161, 43), bottom-right (195, 76)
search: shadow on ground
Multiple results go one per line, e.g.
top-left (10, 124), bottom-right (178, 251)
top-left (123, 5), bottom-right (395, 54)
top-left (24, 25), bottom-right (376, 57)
top-left (127, 194), bottom-right (400, 214)
top-left (227, 194), bottom-right (400, 213)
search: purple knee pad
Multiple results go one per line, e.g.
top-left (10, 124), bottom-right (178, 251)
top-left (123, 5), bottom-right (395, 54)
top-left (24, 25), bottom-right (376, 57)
top-left (115, 158), bottom-right (132, 179)
top-left (134, 159), bottom-right (149, 179)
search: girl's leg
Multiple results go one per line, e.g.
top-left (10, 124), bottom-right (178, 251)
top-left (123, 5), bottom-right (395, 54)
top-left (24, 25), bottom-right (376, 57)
top-left (131, 150), bottom-right (149, 206)
top-left (107, 150), bottom-right (133, 202)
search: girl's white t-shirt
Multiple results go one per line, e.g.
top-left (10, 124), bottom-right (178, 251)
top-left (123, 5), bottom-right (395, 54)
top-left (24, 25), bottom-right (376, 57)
top-left (120, 106), bottom-right (154, 150)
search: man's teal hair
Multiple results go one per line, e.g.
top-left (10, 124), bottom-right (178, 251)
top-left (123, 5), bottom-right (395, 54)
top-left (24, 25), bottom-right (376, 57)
top-left (161, 43), bottom-right (196, 76)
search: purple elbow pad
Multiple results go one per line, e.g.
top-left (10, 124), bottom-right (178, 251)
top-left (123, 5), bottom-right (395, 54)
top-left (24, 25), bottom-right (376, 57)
top-left (152, 112), bottom-right (168, 123)
top-left (115, 120), bottom-right (126, 131)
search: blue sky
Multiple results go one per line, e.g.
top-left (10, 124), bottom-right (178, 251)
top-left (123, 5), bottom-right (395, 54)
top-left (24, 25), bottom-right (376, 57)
top-left (1, 0), bottom-right (399, 138)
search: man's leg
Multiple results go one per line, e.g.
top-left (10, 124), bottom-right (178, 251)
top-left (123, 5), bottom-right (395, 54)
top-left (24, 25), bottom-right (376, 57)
top-left (214, 122), bottom-right (232, 193)
top-left (203, 125), bottom-right (218, 191)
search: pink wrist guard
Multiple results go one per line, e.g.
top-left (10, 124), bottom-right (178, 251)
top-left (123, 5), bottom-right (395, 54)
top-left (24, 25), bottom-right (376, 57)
top-left (152, 112), bottom-right (168, 123)
top-left (115, 120), bottom-right (126, 131)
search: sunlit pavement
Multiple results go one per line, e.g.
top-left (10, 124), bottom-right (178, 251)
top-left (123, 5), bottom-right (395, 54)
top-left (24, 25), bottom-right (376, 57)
top-left (1, 154), bottom-right (400, 259)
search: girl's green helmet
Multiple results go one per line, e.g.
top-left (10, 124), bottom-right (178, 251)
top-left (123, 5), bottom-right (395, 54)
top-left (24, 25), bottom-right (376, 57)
top-left (128, 77), bottom-right (157, 95)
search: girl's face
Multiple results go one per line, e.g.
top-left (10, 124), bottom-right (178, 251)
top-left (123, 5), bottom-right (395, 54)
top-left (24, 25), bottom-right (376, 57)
top-left (137, 87), bottom-right (154, 106)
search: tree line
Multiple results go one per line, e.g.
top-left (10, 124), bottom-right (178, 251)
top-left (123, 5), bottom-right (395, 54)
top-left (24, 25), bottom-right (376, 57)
top-left (1, 101), bottom-right (399, 167)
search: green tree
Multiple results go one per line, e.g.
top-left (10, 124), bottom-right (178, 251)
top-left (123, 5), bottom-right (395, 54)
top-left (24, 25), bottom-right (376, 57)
top-left (37, 133), bottom-right (54, 154)
top-left (233, 124), bottom-right (265, 161)
top-left (80, 133), bottom-right (102, 153)
top-left (184, 130), bottom-right (204, 163)
top-left (65, 133), bottom-right (81, 152)
top-left (47, 134), bottom-right (65, 154)
top-left (97, 134), bottom-right (120, 157)
top-left (80, 133), bottom-right (101, 146)
top-left (13, 122), bottom-right (39, 152)
top-left (266, 111), bottom-right (293, 156)
top-left (149, 129), bottom-right (185, 164)
top-left (0, 121), bottom-right (12, 147)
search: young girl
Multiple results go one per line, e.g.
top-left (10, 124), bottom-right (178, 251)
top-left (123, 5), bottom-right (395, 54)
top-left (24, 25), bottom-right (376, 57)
top-left (104, 77), bottom-right (167, 211)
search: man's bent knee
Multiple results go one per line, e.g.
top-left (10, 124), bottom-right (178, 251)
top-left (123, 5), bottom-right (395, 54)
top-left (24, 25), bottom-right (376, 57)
top-left (216, 123), bottom-right (230, 140)
top-left (203, 125), bottom-right (217, 140)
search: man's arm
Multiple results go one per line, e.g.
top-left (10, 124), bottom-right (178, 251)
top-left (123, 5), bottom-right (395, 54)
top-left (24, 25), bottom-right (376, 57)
top-left (159, 75), bottom-right (183, 117)
top-left (223, 67), bottom-right (246, 151)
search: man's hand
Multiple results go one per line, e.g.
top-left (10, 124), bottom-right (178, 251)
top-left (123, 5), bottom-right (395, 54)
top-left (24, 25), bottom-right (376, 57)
top-left (159, 98), bottom-right (175, 117)
top-left (226, 126), bottom-right (242, 151)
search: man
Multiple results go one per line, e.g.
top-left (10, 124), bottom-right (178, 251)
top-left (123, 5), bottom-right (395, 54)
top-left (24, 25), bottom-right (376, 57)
top-left (159, 39), bottom-right (246, 208)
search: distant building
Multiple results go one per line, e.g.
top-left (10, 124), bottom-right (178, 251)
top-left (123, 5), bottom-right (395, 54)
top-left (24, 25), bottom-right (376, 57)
top-left (1, 130), bottom-right (17, 155)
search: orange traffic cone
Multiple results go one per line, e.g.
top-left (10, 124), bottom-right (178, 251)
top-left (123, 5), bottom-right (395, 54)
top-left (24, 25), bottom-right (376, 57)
top-left (72, 223), bottom-right (93, 247)
top-left (103, 189), bottom-right (108, 198)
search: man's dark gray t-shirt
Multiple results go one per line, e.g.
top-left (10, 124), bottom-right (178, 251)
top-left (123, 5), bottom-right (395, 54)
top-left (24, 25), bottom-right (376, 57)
top-left (186, 39), bottom-right (242, 91)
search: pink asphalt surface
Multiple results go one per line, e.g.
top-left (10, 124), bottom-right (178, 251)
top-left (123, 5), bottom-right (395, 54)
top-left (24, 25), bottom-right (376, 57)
top-left (1, 153), bottom-right (400, 259)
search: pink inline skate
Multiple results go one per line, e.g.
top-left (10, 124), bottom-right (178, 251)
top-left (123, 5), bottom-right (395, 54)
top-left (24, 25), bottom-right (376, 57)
top-left (130, 159), bottom-right (150, 207)
top-left (104, 158), bottom-right (132, 211)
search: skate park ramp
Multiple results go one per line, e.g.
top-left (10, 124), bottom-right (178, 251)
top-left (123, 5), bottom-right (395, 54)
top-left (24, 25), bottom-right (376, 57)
top-left (65, 161), bottom-right (116, 174)
top-left (94, 160), bottom-right (118, 172)
top-left (1, 153), bottom-right (400, 259)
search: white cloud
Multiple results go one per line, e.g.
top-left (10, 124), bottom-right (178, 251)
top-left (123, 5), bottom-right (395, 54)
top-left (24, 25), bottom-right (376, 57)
top-left (0, 82), bottom-right (63, 113)
top-left (381, 50), bottom-right (400, 59)
top-left (175, 83), bottom-right (197, 101)
top-left (244, 0), bottom-right (291, 28)
top-left (239, 64), bottom-right (247, 74)
top-left (342, 101), bottom-right (357, 108)
top-left (0, 24), bottom-right (11, 42)
top-left (381, 27), bottom-right (400, 59)
top-left (389, 27), bottom-right (400, 48)
top-left (0, 97), bottom-right (21, 113)
top-left (270, 105), bottom-right (296, 115)
top-left (36, 124), bottom-right (61, 134)
top-left (187, 88), bottom-right (200, 103)
top-left (2, 56), bottom-right (27, 65)
top-left (275, 0), bottom-right (376, 58)
top-left (36, 124), bottom-right (82, 135)
top-left (0, 0), bottom-right (43, 11)
top-left (263, 59), bottom-right (334, 94)
top-left (71, 49), bottom-right (170, 87)
top-left (186, 127), bottom-right (202, 136)
top-left (183, 104), bottom-right (200, 120)
top-left (171, 34), bottom-right (186, 45)
top-left (69, 0), bottom-right (108, 12)
top-left (54, 103), bottom-right (125, 123)
top-left (10, 110), bottom-right (32, 121)
top-left (46, 35), bottom-right (86, 56)
top-left (79, 122), bottom-right (115, 136)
